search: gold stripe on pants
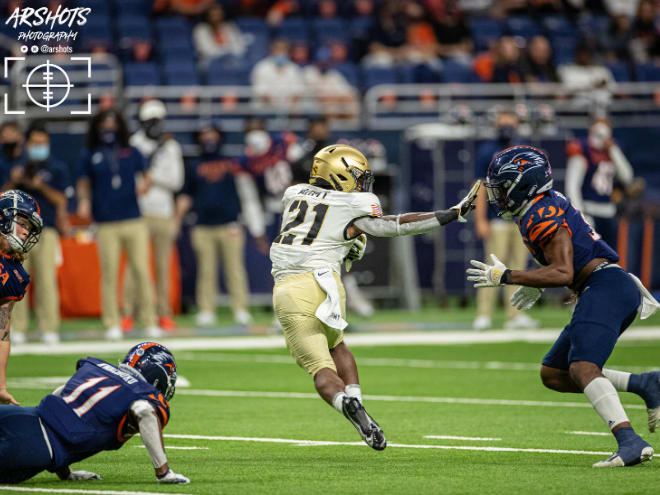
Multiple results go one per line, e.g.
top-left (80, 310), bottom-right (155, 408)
top-left (476, 220), bottom-right (530, 319)
top-left (124, 215), bottom-right (176, 318)
top-left (97, 218), bottom-right (156, 329)
top-left (191, 222), bottom-right (248, 314)
top-left (12, 227), bottom-right (60, 335)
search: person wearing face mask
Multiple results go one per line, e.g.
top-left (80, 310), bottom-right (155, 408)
top-left (122, 100), bottom-right (184, 333)
top-left (175, 124), bottom-right (267, 327)
top-left (251, 38), bottom-right (304, 112)
top-left (76, 109), bottom-right (160, 341)
top-left (472, 109), bottom-right (537, 331)
top-left (0, 121), bottom-right (26, 187)
top-left (565, 119), bottom-right (635, 248)
top-left (5, 122), bottom-right (70, 345)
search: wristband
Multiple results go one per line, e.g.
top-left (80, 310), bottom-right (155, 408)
top-left (501, 269), bottom-right (512, 285)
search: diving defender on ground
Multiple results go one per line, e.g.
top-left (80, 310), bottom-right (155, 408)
top-left (0, 190), bottom-right (42, 405)
top-left (270, 144), bottom-right (480, 450)
top-left (0, 342), bottom-right (189, 484)
top-left (466, 145), bottom-right (660, 467)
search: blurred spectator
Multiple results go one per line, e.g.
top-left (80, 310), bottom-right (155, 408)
top-left (404, 1), bottom-right (442, 65)
top-left (8, 122), bottom-right (69, 345)
top-left (76, 110), bottom-right (160, 341)
top-left (602, 14), bottom-right (634, 63)
top-left (472, 109), bottom-right (537, 330)
top-left (0, 121), bottom-right (25, 187)
top-left (427, 0), bottom-right (473, 60)
top-left (521, 35), bottom-right (559, 82)
top-left (251, 39), bottom-right (304, 112)
top-left (175, 124), bottom-right (267, 327)
top-left (363, 0), bottom-right (408, 66)
top-left (492, 36), bottom-right (524, 83)
top-left (316, 0), bottom-right (339, 17)
top-left (631, 0), bottom-right (660, 63)
top-left (529, 0), bottom-right (564, 14)
top-left (193, 4), bottom-right (246, 66)
top-left (565, 119), bottom-right (635, 248)
top-left (342, 0), bottom-right (375, 17)
top-left (303, 48), bottom-right (358, 119)
top-left (288, 116), bottom-right (331, 183)
top-left (124, 100), bottom-right (184, 333)
top-left (291, 41), bottom-right (311, 67)
top-left (558, 40), bottom-right (616, 115)
top-left (154, 0), bottom-right (215, 16)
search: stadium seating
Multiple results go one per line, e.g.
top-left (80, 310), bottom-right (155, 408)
top-left (123, 62), bottom-right (161, 86)
top-left (469, 17), bottom-right (503, 52)
top-left (206, 60), bottom-right (251, 86)
top-left (506, 16), bottom-right (543, 39)
top-left (607, 62), bottom-right (632, 82)
top-left (362, 66), bottom-right (398, 91)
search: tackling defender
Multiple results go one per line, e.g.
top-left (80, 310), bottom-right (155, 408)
top-left (270, 144), bottom-right (479, 449)
top-left (466, 145), bottom-right (660, 467)
top-left (0, 342), bottom-right (189, 484)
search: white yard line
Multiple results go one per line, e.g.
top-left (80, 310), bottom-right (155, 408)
top-left (175, 388), bottom-right (647, 410)
top-left (424, 435), bottom-right (502, 441)
top-left (10, 328), bottom-right (660, 356)
top-left (134, 446), bottom-right (208, 450)
top-left (162, 434), bottom-right (660, 458)
top-left (566, 431), bottom-right (615, 436)
top-left (0, 487), bottom-right (193, 495)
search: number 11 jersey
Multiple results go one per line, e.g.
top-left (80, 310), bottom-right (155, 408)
top-left (270, 183), bottom-right (383, 282)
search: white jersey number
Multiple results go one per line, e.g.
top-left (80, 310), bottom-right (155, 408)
top-left (273, 199), bottom-right (329, 246)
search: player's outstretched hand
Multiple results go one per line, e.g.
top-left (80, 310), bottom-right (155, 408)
top-left (451, 180), bottom-right (481, 223)
top-left (67, 470), bottom-right (102, 481)
top-left (345, 234), bottom-right (367, 272)
top-left (0, 388), bottom-right (19, 405)
top-left (157, 468), bottom-right (190, 484)
top-left (510, 286), bottom-right (544, 310)
top-left (466, 253), bottom-right (509, 287)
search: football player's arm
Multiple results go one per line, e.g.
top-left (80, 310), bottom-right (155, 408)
top-left (235, 173), bottom-right (266, 238)
top-left (0, 300), bottom-right (18, 405)
top-left (609, 144), bottom-right (634, 186)
top-left (508, 227), bottom-right (574, 288)
top-left (348, 181), bottom-right (480, 238)
top-left (76, 177), bottom-right (92, 220)
top-left (130, 400), bottom-right (189, 484)
top-left (565, 154), bottom-right (587, 212)
top-left (149, 141), bottom-right (185, 192)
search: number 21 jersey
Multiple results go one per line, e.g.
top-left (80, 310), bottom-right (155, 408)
top-left (270, 183), bottom-right (382, 282)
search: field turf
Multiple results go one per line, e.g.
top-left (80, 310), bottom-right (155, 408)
top-left (6, 335), bottom-right (660, 494)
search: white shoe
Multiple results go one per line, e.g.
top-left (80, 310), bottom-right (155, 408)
top-left (41, 333), bottom-right (60, 345)
top-left (11, 331), bottom-right (26, 345)
top-left (472, 316), bottom-right (491, 330)
top-left (145, 326), bottom-right (164, 338)
top-left (195, 311), bottom-right (216, 327)
top-left (504, 314), bottom-right (540, 329)
top-left (233, 309), bottom-right (252, 326)
top-left (105, 326), bottom-right (123, 341)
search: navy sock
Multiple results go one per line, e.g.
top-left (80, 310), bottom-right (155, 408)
top-left (613, 426), bottom-right (637, 446)
top-left (628, 374), bottom-right (644, 397)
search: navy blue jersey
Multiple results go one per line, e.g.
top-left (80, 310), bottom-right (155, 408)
top-left (37, 357), bottom-right (169, 469)
top-left (566, 138), bottom-right (616, 204)
top-left (76, 146), bottom-right (145, 222)
top-left (182, 152), bottom-right (243, 226)
top-left (243, 134), bottom-right (295, 201)
top-left (517, 190), bottom-right (619, 275)
top-left (0, 253), bottom-right (29, 302)
top-left (16, 159), bottom-right (71, 228)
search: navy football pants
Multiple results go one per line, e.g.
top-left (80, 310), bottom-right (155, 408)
top-left (0, 406), bottom-right (53, 483)
top-left (543, 266), bottom-right (641, 370)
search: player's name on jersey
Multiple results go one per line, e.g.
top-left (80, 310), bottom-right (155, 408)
top-left (96, 362), bottom-right (139, 385)
top-left (297, 188), bottom-right (329, 199)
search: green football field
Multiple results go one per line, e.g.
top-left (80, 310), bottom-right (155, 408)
top-left (6, 333), bottom-right (660, 494)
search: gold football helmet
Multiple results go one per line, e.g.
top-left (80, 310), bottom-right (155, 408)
top-left (309, 144), bottom-right (374, 193)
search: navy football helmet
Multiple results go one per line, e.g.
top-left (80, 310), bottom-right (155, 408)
top-left (0, 190), bottom-right (42, 253)
top-left (486, 146), bottom-right (553, 219)
top-left (121, 342), bottom-right (177, 401)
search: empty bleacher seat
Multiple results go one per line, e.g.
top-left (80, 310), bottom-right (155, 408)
top-left (362, 66), bottom-right (398, 90)
top-left (114, 0), bottom-right (152, 16)
top-left (117, 17), bottom-right (152, 41)
top-left (636, 63), bottom-right (660, 82)
top-left (123, 62), bottom-right (161, 86)
top-left (206, 60), bottom-right (251, 85)
top-left (469, 17), bottom-right (503, 52)
top-left (506, 16), bottom-right (542, 39)
top-left (275, 18), bottom-right (309, 40)
top-left (442, 60), bottom-right (476, 83)
top-left (313, 18), bottom-right (348, 43)
top-left (235, 17), bottom-right (268, 36)
top-left (164, 70), bottom-right (200, 86)
top-left (607, 62), bottom-right (631, 82)
top-left (333, 62), bottom-right (359, 87)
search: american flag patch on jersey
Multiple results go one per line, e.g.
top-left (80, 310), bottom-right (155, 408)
top-left (371, 204), bottom-right (382, 217)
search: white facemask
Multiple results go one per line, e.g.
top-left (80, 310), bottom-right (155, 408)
top-left (588, 123), bottom-right (612, 150)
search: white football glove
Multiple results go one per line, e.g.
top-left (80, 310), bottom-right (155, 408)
top-left (66, 470), bottom-right (102, 481)
top-left (450, 180), bottom-right (481, 223)
top-left (510, 286), bottom-right (544, 311)
top-left (157, 468), bottom-right (190, 484)
top-left (466, 253), bottom-right (509, 287)
top-left (344, 234), bottom-right (367, 272)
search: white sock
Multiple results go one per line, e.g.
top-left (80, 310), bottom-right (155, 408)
top-left (345, 384), bottom-right (362, 403)
top-left (583, 377), bottom-right (630, 430)
top-left (332, 392), bottom-right (346, 413)
top-left (602, 369), bottom-right (631, 392)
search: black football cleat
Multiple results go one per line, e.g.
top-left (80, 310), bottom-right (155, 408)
top-left (342, 396), bottom-right (386, 451)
